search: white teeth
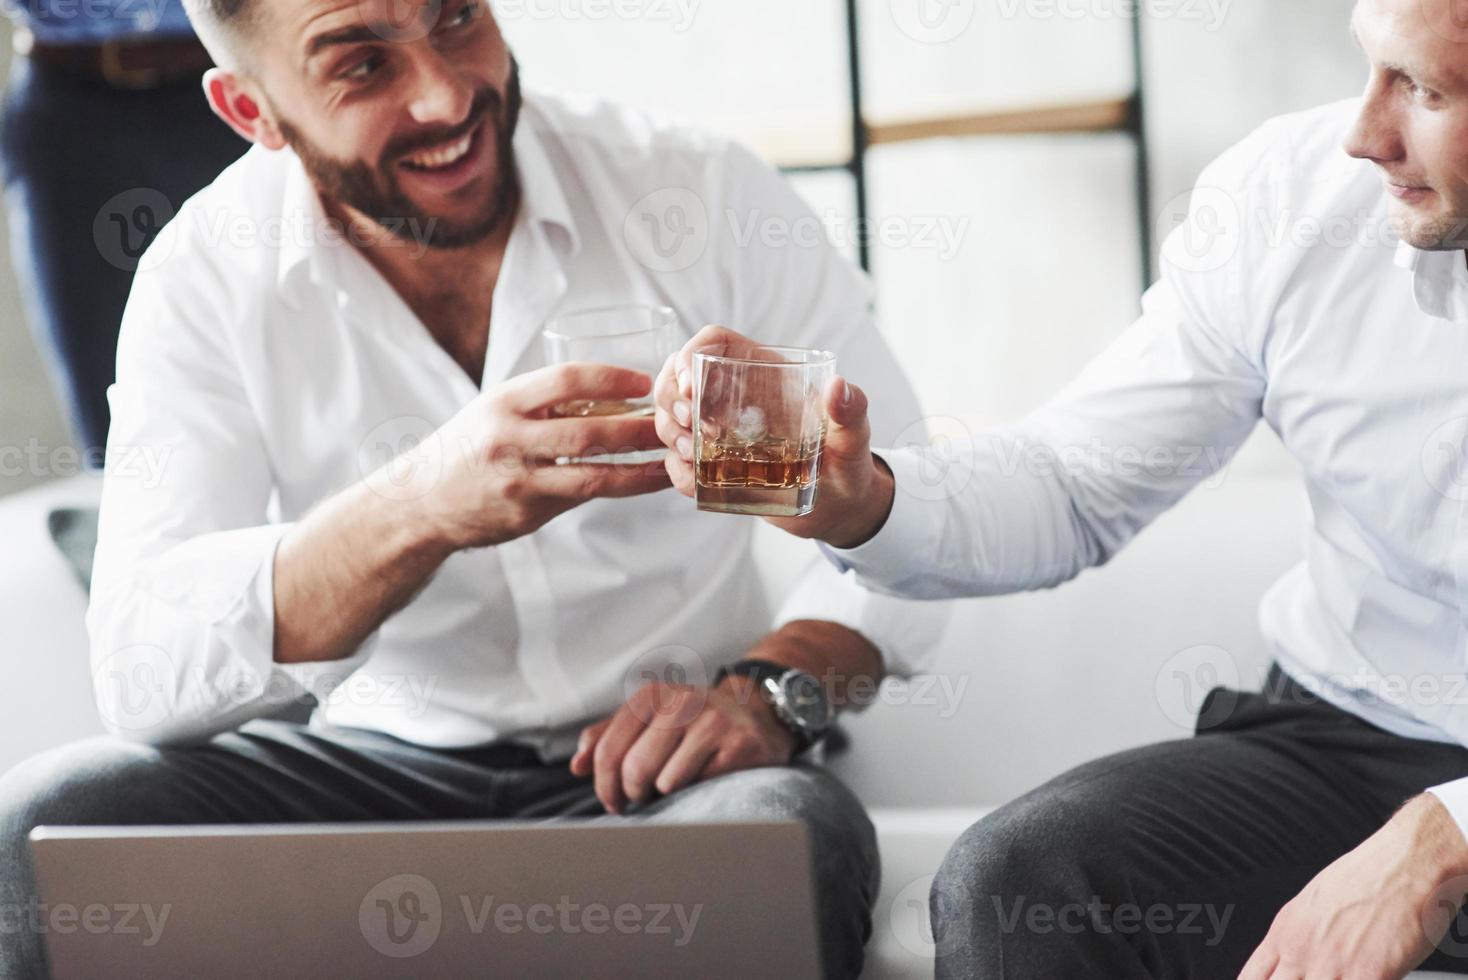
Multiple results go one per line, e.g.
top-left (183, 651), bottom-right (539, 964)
top-left (404, 133), bottom-right (473, 170)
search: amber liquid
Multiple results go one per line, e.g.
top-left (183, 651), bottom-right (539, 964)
top-left (548, 398), bottom-right (655, 419)
top-left (696, 435), bottom-right (823, 516)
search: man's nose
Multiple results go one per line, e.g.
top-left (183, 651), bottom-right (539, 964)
top-left (1343, 80), bottom-right (1404, 164)
top-left (404, 48), bottom-right (474, 128)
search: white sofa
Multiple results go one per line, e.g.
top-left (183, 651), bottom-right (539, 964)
top-left (3, 471), bottom-right (1458, 978)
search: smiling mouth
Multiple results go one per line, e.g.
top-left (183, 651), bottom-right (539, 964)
top-left (400, 126), bottom-right (477, 172)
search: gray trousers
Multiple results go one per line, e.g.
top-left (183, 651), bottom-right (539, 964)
top-left (932, 665), bottom-right (1468, 979)
top-left (0, 720), bottom-right (878, 979)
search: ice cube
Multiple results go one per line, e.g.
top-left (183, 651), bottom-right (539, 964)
top-left (733, 406), bottom-right (767, 443)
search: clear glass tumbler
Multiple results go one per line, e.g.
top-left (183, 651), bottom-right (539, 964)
top-left (693, 345), bottom-right (836, 517)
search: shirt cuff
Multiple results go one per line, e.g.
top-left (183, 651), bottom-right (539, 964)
top-left (246, 529), bottom-right (379, 703)
top-left (1428, 777), bottom-right (1468, 849)
top-left (819, 447), bottom-right (946, 593)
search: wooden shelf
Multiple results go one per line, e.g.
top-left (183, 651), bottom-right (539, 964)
top-left (763, 96), bottom-right (1136, 171)
top-left (868, 96), bottom-right (1134, 146)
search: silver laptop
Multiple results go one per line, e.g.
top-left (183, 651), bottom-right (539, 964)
top-left (30, 819), bottom-right (822, 979)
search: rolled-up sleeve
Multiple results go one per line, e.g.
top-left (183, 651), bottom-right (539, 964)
top-left (86, 249), bottom-right (372, 746)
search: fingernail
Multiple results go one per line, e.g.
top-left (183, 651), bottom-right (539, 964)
top-left (676, 436), bottom-right (693, 459)
top-left (673, 400), bottom-right (691, 426)
top-left (677, 368), bottom-right (690, 391)
top-left (840, 379), bottom-right (852, 405)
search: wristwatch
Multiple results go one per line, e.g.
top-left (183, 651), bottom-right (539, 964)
top-left (715, 659), bottom-right (834, 755)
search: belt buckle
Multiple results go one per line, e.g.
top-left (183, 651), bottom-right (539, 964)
top-left (100, 39), bottom-right (163, 90)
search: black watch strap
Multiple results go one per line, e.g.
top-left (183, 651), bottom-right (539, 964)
top-left (713, 658), bottom-right (789, 689)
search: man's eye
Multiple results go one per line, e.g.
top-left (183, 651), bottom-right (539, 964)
top-left (449, 1), bottom-right (480, 27)
top-left (1401, 76), bottom-right (1437, 102)
top-left (343, 54), bottom-right (383, 80)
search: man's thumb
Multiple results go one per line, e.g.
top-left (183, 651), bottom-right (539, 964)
top-left (824, 377), bottom-right (872, 460)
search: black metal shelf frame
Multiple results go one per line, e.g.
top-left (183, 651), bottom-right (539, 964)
top-left (783, 0), bottom-right (1154, 290)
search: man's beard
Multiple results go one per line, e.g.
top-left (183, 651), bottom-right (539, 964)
top-left (1391, 204), bottom-right (1468, 251)
top-left (279, 60), bottom-right (522, 251)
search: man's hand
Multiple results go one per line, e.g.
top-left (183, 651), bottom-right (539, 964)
top-left (274, 362), bottom-right (669, 666)
top-left (391, 362), bottom-right (672, 551)
top-left (653, 325), bottom-right (896, 549)
top-left (569, 673), bottom-right (797, 815)
top-left (1240, 794), bottom-right (1468, 979)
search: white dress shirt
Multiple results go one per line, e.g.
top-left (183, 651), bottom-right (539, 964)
top-left (828, 98), bottom-right (1468, 837)
top-left (87, 90), bottom-right (948, 758)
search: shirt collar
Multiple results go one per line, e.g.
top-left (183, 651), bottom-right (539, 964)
top-left (1395, 240), bottom-right (1468, 320)
top-left (274, 104), bottom-right (580, 306)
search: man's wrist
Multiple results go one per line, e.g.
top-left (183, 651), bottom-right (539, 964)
top-left (356, 480), bottom-right (462, 562)
top-left (1406, 793), bottom-right (1468, 884)
top-left (823, 455), bottom-right (896, 550)
top-left (716, 673), bottom-right (798, 762)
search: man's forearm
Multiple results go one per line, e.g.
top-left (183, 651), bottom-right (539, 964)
top-left (273, 480), bottom-right (455, 665)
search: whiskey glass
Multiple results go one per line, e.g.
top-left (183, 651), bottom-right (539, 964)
top-left (542, 305), bottom-right (679, 419)
top-left (692, 345), bottom-right (835, 517)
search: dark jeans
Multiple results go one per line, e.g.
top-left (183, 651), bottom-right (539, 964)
top-left (0, 55), bottom-right (245, 450)
top-left (932, 664), bottom-right (1468, 978)
top-left (0, 720), bottom-right (878, 979)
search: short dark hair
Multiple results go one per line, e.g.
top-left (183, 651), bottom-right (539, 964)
top-left (183, 0), bottom-right (260, 70)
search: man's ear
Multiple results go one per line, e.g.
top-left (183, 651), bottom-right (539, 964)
top-left (203, 67), bottom-right (287, 150)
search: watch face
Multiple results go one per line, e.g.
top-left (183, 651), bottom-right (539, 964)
top-left (780, 672), bottom-right (833, 731)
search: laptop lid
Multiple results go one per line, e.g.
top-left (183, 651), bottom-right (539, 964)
top-left (30, 819), bottom-right (822, 979)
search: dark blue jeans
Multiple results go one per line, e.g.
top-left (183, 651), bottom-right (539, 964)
top-left (0, 55), bottom-right (245, 450)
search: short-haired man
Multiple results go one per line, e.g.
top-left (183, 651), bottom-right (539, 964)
top-left (654, 0), bottom-right (1468, 974)
top-left (0, 1), bottom-right (949, 976)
